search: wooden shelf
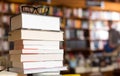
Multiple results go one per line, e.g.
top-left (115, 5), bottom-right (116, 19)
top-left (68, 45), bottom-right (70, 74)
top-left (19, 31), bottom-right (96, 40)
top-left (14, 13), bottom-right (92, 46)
top-left (65, 27), bottom-right (89, 30)
top-left (66, 38), bottom-right (89, 41)
top-left (89, 1), bottom-right (120, 12)
top-left (91, 49), bottom-right (104, 52)
top-left (89, 29), bottom-right (109, 31)
top-left (3, 0), bottom-right (120, 11)
top-left (4, 0), bottom-right (29, 4)
top-left (66, 48), bottom-right (90, 51)
top-left (1, 13), bottom-right (18, 16)
top-left (89, 19), bottom-right (120, 22)
top-left (0, 51), bottom-right (9, 56)
top-left (60, 27), bottom-right (65, 30)
top-left (65, 17), bottom-right (88, 20)
top-left (89, 39), bottom-right (108, 41)
top-left (60, 0), bottom-right (86, 8)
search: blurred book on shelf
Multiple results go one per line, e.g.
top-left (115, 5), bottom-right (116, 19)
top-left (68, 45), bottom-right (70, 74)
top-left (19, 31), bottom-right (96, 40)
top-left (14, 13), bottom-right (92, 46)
top-left (66, 40), bottom-right (87, 50)
top-left (90, 40), bottom-right (107, 51)
top-left (90, 11), bottom-right (120, 20)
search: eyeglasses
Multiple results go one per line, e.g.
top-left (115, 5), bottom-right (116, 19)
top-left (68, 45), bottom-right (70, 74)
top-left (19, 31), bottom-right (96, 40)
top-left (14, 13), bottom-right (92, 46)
top-left (20, 5), bottom-right (49, 15)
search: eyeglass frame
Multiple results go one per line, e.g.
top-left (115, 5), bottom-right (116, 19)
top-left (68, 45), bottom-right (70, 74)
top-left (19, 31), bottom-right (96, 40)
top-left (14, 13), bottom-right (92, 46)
top-left (20, 5), bottom-right (49, 15)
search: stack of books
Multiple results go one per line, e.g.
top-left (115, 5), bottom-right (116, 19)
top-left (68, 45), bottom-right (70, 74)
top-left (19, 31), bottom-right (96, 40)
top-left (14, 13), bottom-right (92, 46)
top-left (8, 13), bottom-right (67, 75)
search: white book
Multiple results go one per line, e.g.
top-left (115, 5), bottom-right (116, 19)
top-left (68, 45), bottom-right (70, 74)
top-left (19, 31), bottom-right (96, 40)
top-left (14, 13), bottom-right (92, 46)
top-left (10, 53), bottom-right (63, 62)
top-left (91, 67), bottom-right (99, 72)
top-left (12, 61), bottom-right (63, 69)
top-left (0, 71), bottom-right (17, 76)
top-left (33, 75), bottom-right (62, 76)
top-left (14, 45), bottom-right (60, 50)
top-left (9, 49), bottom-right (63, 54)
top-left (9, 29), bottom-right (63, 41)
top-left (11, 13), bottom-right (60, 31)
top-left (14, 40), bottom-right (60, 46)
top-left (111, 12), bottom-right (120, 20)
top-left (65, 29), bottom-right (70, 39)
top-left (78, 8), bottom-right (82, 18)
top-left (75, 66), bottom-right (87, 73)
top-left (9, 66), bottom-right (67, 74)
top-left (33, 71), bottom-right (60, 76)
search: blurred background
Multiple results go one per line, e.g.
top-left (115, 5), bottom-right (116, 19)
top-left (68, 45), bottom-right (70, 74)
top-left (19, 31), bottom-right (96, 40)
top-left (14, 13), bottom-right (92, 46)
top-left (0, 0), bottom-right (120, 76)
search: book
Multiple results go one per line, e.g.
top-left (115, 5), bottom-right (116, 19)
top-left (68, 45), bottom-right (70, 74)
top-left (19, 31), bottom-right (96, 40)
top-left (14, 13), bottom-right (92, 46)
top-left (0, 27), bottom-right (5, 38)
top-left (10, 53), bottom-right (63, 62)
top-left (66, 40), bottom-right (87, 50)
top-left (66, 19), bottom-right (73, 28)
top-left (33, 75), bottom-right (62, 76)
top-left (0, 71), bottom-right (23, 76)
top-left (90, 30), bottom-right (108, 40)
top-left (8, 29), bottom-right (63, 41)
top-left (13, 40), bottom-right (61, 50)
top-left (91, 67), bottom-right (99, 72)
top-left (9, 49), bottom-right (63, 54)
top-left (75, 66), bottom-right (87, 73)
top-left (63, 8), bottom-right (72, 18)
top-left (12, 61), bottom-right (63, 69)
top-left (53, 7), bottom-right (63, 17)
top-left (33, 71), bottom-right (60, 76)
top-left (63, 74), bottom-right (80, 76)
top-left (0, 71), bottom-right (17, 76)
top-left (82, 20), bottom-right (88, 29)
top-left (73, 8), bottom-right (78, 17)
top-left (14, 45), bottom-right (60, 50)
top-left (65, 29), bottom-right (76, 39)
top-left (74, 20), bottom-right (81, 29)
top-left (76, 30), bottom-right (84, 40)
top-left (10, 13), bottom-right (60, 31)
top-left (9, 66), bottom-right (67, 74)
top-left (14, 40), bottom-right (60, 46)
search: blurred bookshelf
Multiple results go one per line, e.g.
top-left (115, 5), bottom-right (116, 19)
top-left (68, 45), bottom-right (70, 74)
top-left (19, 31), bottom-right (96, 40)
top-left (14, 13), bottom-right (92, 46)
top-left (1, 0), bottom-right (120, 76)
top-left (62, 2), bottom-right (120, 76)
